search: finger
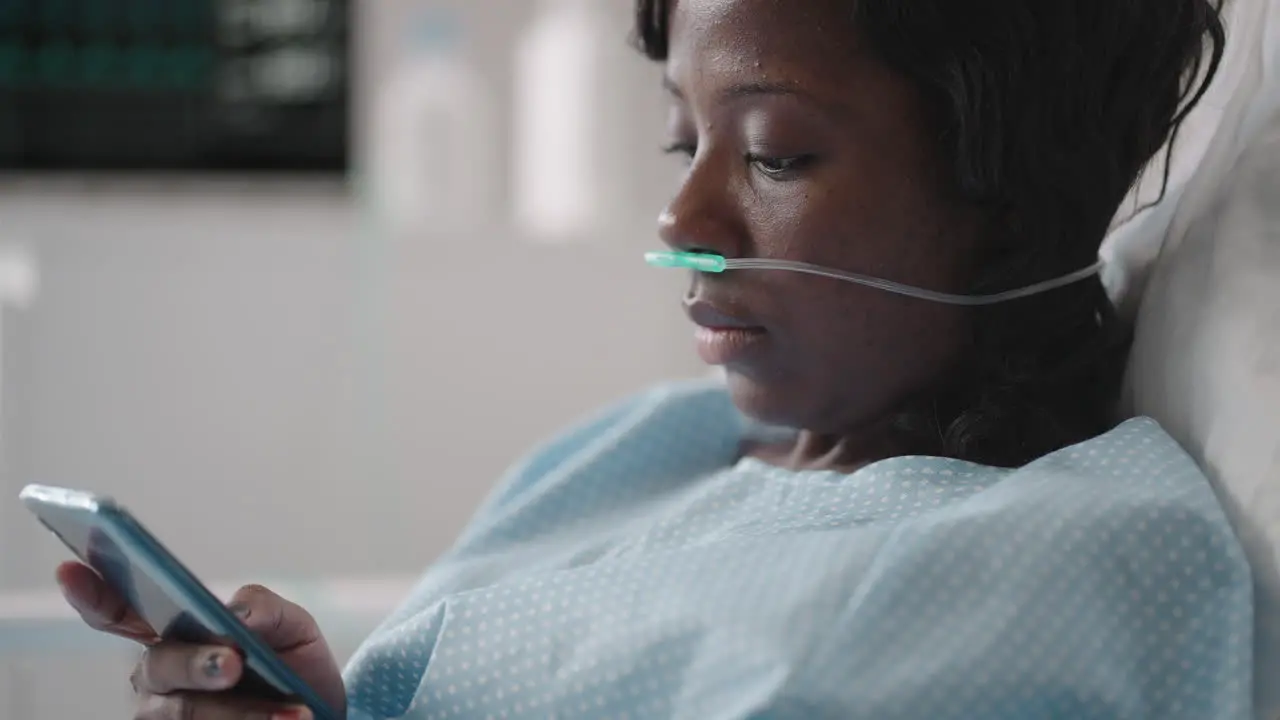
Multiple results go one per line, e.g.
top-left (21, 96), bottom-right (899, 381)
top-left (56, 562), bottom-right (159, 643)
top-left (136, 643), bottom-right (244, 695)
top-left (135, 692), bottom-right (313, 720)
top-left (227, 585), bottom-right (322, 652)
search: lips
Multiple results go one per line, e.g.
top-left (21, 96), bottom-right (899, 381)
top-left (684, 299), bottom-right (760, 329)
top-left (684, 298), bottom-right (767, 365)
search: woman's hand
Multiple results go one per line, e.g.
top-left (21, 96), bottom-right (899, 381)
top-left (56, 562), bottom-right (348, 720)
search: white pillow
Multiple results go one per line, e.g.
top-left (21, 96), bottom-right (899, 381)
top-left (1101, 0), bottom-right (1279, 314)
top-left (1123, 116), bottom-right (1280, 719)
top-left (1102, 2), bottom-right (1280, 714)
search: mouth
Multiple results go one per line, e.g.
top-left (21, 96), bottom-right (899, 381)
top-left (683, 297), bottom-right (767, 366)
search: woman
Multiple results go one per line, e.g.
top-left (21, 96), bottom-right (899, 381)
top-left (59, 0), bottom-right (1250, 717)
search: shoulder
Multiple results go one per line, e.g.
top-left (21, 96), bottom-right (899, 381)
top-left (945, 417), bottom-right (1251, 604)
top-left (880, 417), bottom-right (1251, 606)
top-left (850, 420), bottom-right (1253, 710)
top-left (995, 417), bottom-right (1243, 550)
top-left (467, 377), bottom-right (739, 521)
top-left (1022, 417), bottom-right (1242, 536)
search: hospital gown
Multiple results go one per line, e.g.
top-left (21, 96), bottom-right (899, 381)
top-left (343, 379), bottom-right (1253, 719)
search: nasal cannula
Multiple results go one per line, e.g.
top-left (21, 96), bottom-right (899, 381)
top-left (644, 251), bottom-right (1105, 307)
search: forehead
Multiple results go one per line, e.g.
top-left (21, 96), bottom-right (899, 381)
top-left (667, 0), bottom-right (863, 75)
top-left (664, 0), bottom-right (923, 130)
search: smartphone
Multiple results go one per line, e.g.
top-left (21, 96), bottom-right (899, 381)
top-left (19, 484), bottom-right (338, 720)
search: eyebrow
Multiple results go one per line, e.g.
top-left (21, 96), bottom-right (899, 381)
top-left (662, 75), bottom-right (815, 105)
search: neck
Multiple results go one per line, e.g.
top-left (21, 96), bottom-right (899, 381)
top-left (748, 421), bottom-right (914, 473)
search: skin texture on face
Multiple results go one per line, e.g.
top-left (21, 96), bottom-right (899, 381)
top-left (659, 0), bottom-right (984, 469)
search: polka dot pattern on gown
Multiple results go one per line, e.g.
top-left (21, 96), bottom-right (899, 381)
top-left (343, 380), bottom-right (1253, 720)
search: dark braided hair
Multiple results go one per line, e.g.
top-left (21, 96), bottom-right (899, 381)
top-left (633, 0), bottom-right (1225, 467)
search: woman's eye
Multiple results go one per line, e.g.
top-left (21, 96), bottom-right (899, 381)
top-left (661, 142), bottom-right (696, 165)
top-left (746, 153), bottom-right (813, 179)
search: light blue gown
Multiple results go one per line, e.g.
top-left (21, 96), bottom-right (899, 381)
top-left (343, 379), bottom-right (1253, 719)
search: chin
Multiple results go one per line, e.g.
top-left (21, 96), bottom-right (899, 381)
top-left (723, 365), bottom-right (897, 436)
top-left (723, 369), bottom-right (810, 430)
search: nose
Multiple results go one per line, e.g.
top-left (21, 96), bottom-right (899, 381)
top-left (657, 155), bottom-right (745, 258)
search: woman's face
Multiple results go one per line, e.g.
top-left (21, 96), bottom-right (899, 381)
top-left (660, 0), bottom-right (983, 435)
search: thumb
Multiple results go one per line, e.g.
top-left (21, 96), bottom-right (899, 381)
top-left (227, 585), bottom-right (322, 652)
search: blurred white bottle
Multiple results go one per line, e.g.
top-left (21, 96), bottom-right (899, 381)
top-left (513, 0), bottom-right (632, 242)
top-left (371, 9), bottom-right (498, 234)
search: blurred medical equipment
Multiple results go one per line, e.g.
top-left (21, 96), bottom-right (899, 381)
top-left (513, 0), bottom-right (636, 240)
top-left (0, 244), bottom-right (36, 503)
top-left (368, 8), bottom-right (498, 232)
top-left (644, 250), bottom-right (1105, 306)
top-left (0, 0), bottom-right (349, 171)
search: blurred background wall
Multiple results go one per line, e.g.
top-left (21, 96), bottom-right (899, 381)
top-left (0, 1), bottom-right (698, 716)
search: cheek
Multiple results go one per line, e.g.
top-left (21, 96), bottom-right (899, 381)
top-left (746, 172), bottom-right (974, 297)
top-left (739, 175), bottom-right (973, 354)
top-left (760, 269), bottom-right (971, 423)
top-left (782, 276), bottom-right (967, 363)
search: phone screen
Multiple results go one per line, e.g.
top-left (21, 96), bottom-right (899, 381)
top-left (31, 501), bottom-right (302, 704)
top-left (82, 527), bottom-right (219, 644)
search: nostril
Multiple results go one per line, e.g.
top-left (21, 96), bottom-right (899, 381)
top-left (686, 246), bottom-right (724, 257)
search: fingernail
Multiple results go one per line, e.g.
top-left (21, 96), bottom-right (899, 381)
top-left (202, 649), bottom-right (231, 679)
top-left (227, 602), bottom-right (251, 621)
top-left (57, 579), bottom-right (88, 612)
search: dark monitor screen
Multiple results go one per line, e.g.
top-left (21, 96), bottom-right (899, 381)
top-left (0, 0), bottom-right (349, 172)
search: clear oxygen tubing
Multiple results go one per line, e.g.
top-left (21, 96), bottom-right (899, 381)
top-left (643, 251), bottom-right (1105, 307)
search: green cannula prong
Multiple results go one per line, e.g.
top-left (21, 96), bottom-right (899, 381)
top-left (644, 251), bottom-right (728, 273)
